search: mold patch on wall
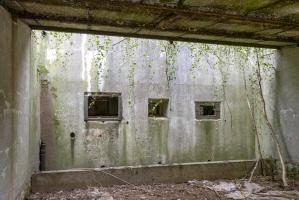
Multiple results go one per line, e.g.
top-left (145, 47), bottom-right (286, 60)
top-left (36, 31), bottom-right (277, 170)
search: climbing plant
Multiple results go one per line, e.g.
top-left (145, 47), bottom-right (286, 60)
top-left (254, 48), bottom-right (287, 187)
top-left (33, 31), bottom-right (287, 185)
top-left (91, 35), bottom-right (112, 90)
top-left (49, 31), bottom-right (73, 69)
top-left (183, 42), bottom-right (287, 185)
top-left (122, 37), bottom-right (139, 107)
top-left (161, 41), bottom-right (179, 86)
top-left (188, 43), bottom-right (214, 78)
top-left (142, 39), bottom-right (155, 80)
top-left (187, 43), bottom-right (235, 128)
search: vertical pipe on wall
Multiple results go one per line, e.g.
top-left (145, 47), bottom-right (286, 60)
top-left (39, 142), bottom-right (46, 171)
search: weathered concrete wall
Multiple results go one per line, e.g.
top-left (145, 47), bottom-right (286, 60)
top-left (276, 47), bottom-right (299, 165)
top-left (38, 32), bottom-right (276, 170)
top-left (0, 6), bottom-right (40, 200)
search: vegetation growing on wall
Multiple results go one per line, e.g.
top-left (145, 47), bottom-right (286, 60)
top-left (187, 43), bottom-right (238, 129)
top-left (255, 49), bottom-right (288, 186)
top-left (34, 31), bottom-right (288, 185)
top-left (194, 45), bottom-right (287, 186)
top-left (168, 40), bottom-right (286, 185)
top-left (188, 43), bottom-right (215, 78)
top-left (160, 41), bottom-right (179, 86)
top-left (89, 35), bottom-right (112, 91)
top-left (32, 31), bottom-right (48, 78)
top-left (122, 38), bottom-right (139, 107)
top-left (49, 32), bottom-right (73, 69)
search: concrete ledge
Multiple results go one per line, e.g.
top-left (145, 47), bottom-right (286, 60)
top-left (31, 160), bottom-right (259, 193)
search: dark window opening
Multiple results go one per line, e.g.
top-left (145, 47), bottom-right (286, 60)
top-left (203, 105), bottom-right (215, 116)
top-left (84, 92), bottom-right (121, 121)
top-left (88, 96), bottom-right (118, 117)
top-left (195, 102), bottom-right (220, 120)
top-left (148, 99), bottom-right (168, 117)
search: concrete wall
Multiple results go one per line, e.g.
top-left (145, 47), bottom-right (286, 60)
top-left (31, 160), bottom-right (259, 193)
top-left (38, 32), bottom-right (276, 170)
top-left (0, 6), bottom-right (40, 200)
top-left (276, 47), bottom-right (299, 165)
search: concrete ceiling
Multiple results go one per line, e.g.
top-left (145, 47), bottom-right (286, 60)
top-left (2, 0), bottom-right (299, 48)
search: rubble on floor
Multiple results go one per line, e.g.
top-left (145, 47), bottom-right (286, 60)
top-left (28, 176), bottom-right (299, 200)
top-left (190, 178), bottom-right (299, 199)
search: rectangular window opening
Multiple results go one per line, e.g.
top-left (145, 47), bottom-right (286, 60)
top-left (195, 102), bottom-right (220, 120)
top-left (148, 99), bottom-right (169, 118)
top-left (84, 92), bottom-right (121, 121)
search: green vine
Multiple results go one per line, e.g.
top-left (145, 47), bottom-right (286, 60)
top-left (148, 99), bottom-right (163, 117)
top-left (142, 39), bottom-right (155, 80)
top-left (91, 35), bottom-right (112, 90)
top-left (188, 43), bottom-right (212, 79)
top-left (161, 41), bottom-right (178, 86)
top-left (122, 38), bottom-right (139, 107)
top-left (49, 31), bottom-right (73, 69)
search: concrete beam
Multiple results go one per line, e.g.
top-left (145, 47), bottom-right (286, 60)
top-left (9, 0), bottom-right (299, 26)
top-left (1, 0), bottom-right (299, 47)
top-left (31, 160), bottom-right (260, 193)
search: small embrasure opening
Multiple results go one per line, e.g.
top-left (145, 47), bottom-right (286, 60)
top-left (148, 99), bottom-right (169, 117)
top-left (195, 102), bottom-right (221, 120)
top-left (84, 92), bottom-right (121, 121)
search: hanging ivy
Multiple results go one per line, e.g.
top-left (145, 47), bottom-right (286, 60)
top-left (122, 38), bottom-right (139, 107)
top-left (49, 31), bottom-right (73, 69)
top-left (161, 41), bottom-right (178, 86)
top-left (91, 35), bottom-right (112, 90)
top-left (188, 43), bottom-right (213, 79)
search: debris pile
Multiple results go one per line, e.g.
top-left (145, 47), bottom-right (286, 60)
top-left (29, 187), bottom-right (114, 200)
top-left (188, 179), bottom-right (299, 200)
top-left (29, 176), bottom-right (299, 200)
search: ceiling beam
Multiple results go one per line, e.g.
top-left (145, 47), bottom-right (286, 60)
top-left (9, 0), bottom-right (299, 27)
top-left (31, 24), bottom-right (284, 49)
top-left (1, 0), bottom-right (299, 47)
top-left (17, 11), bottom-right (299, 44)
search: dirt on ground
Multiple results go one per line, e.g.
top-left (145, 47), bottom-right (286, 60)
top-left (28, 176), bottom-right (299, 200)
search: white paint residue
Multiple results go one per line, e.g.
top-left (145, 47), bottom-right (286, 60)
top-left (47, 49), bottom-right (56, 64)
top-left (86, 51), bottom-right (96, 91)
top-left (0, 167), bottom-right (7, 179)
top-left (280, 109), bottom-right (294, 115)
top-left (81, 34), bottom-right (87, 80)
top-left (280, 109), bottom-right (298, 118)
top-left (4, 148), bottom-right (9, 156)
top-left (98, 50), bottom-right (107, 92)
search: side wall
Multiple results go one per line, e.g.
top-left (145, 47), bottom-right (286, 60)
top-left (276, 47), bottom-right (299, 165)
top-left (0, 6), bottom-right (40, 200)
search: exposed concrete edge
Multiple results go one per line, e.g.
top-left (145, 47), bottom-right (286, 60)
top-left (31, 160), bottom-right (259, 193)
top-left (30, 25), bottom-right (282, 49)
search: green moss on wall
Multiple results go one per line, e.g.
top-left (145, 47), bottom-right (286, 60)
top-left (148, 118), bottom-right (169, 164)
top-left (35, 30), bottom-right (276, 170)
top-left (121, 124), bottom-right (128, 165)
